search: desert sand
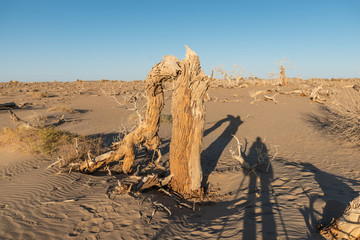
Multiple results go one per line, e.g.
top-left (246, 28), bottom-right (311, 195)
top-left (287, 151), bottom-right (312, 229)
top-left (0, 79), bottom-right (359, 239)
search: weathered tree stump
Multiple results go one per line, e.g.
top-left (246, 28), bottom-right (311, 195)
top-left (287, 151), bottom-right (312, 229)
top-left (77, 46), bottom-right (210, 197)
top-left (169, 46), bottom-right (210, 195)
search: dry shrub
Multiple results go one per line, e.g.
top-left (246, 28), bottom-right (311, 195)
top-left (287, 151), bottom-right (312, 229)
top-left (0, 127), bottom-right (102, 163)
top-left (47, 105), bottom-right (78, 114)
top-left (0, 126), bottom-right (74, 155)
top-left (307, 89), bottom-right (360, 145)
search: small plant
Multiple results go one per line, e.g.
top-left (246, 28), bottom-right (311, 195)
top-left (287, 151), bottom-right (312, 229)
top-left (0, 126), bottom-right (103, 161)
top-left (9, 80), bottom-right (13, 84)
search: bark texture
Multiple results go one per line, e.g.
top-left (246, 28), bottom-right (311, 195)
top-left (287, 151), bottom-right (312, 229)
top-left (169, 46), bottom-right (210, 195)
top-left (80, 55), bottom-right (181, 173)
top-left (320, 195), bottom-right (360, 239)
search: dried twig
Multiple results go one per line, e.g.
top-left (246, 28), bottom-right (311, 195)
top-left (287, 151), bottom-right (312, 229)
top-left (153, 201), bottom-right (172, 216)
top-left (264, 93), bottom-right (279, 104)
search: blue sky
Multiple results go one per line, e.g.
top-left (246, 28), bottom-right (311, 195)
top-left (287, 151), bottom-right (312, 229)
top-left (0, 0), bottom-right (359, 82)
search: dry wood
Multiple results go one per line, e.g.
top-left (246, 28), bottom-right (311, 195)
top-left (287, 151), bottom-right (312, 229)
top-left (271, 58), bottom-right (288, 86)
top-left (229, 135), bottom-right (251, 170)
top-left (214, 65), bottom-right (244, 88)
top-left (264, 93), bottom-right (279, 104)
top-left (249, 90), bottom-right (271, 98)
top-left (280, 90), bottom-right (307, 96)
top-left (78, 55), bottom-right (182, 173)
top-left (153, 201), bottom-right (172, 216)
top-left (8, 110), bottom-right (65, 128)
top-left (279, 64), bottom-right (287, 86)
top-left (169, 46), bottom-right (210, 195)
top-left (310, 85), bottom-right (322, 102)
top-left (8, 110), bottom-right (34, 129)
top-left (320, 195), bottom-right (360, 239)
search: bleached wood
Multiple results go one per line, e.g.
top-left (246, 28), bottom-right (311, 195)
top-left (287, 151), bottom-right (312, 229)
top-left (79, 55), bottom-right (181, 173)
top-left (320, 195), bottom-right (360, 239)
top-left (169, 46), bottom-right (210, 195)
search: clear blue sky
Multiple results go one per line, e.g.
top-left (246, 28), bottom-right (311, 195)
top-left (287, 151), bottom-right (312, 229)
top-left (0, 0), bottom-right (359, 82)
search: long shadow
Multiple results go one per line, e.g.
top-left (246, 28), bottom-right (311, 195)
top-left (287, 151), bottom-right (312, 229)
top-left (201, 115), bottom-right (243, 188)
top-left (298, 162), bottom-right (359, 233)
top-left (242, 137), bottom-right (277, 240)
top-left (273, 158), bottom-right (360, 238)
top-left (151, 137), bottom-right (282, 240)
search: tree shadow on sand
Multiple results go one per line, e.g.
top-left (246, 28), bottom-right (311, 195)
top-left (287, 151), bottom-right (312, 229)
top-left (201, 115), bottom-right (243, 188)
top-left (298, 162), bottom-right (359, 238)
top-left (274, 158), bottom-right (360, 239)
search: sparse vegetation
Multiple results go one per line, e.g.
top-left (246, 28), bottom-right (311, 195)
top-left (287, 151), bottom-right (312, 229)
top-left (0, 126), bottom-right (73, 155)
top-left (0, 126), bottom-right (102, 163)
top-left (307, 89), bottom-right (360, 146)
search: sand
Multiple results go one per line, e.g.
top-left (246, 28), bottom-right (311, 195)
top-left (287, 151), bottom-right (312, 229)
top-left (0, 79), bottom-right (359, 239)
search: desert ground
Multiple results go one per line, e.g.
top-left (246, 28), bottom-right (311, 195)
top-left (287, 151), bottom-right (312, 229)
top-left (0, 78), bottom-right (359, 239)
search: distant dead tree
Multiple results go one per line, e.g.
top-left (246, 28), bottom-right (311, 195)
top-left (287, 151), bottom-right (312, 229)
top-left (214, 65), bottom-right (245, 87)
top-left (270, 58), bottom-right (288, 86)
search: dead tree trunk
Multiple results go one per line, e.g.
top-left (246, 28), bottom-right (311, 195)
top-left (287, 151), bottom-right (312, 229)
top-left (279, 64), bottom-right (287, 86)
top-left (169, 46), bottom-right (210, 195)
top-left (320, 195), bottom-right (360, 239)
top-left (79, 55), bottom-right (181, 173)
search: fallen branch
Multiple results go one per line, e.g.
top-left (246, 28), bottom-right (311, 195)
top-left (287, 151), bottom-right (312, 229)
top-left (153, 201), bottom-right (172, 216)
top-left (229, 135), bottom-right (251, 170)
top-left (249, 90), bottom-right (271, 98)
top-left (158, 188), bottom-right (193, 209)
top-left (310, 85), bottom-right (322, 102)
top-left (8, 110), bottom-right (34, 129)
top-left (78, 55), bottom-right (182, 173)
top-left (280, 90), bottom-right (307, 97)
top-left (264, 93), bottom-right (279, 104)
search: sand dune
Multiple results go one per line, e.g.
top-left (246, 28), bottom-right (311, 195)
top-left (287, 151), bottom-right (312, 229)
top-left (0, 79), bottom-right (359, 239)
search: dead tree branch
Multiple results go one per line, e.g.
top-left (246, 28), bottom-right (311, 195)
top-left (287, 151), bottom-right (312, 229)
top-left (78, 55), bottom-right (182, 173)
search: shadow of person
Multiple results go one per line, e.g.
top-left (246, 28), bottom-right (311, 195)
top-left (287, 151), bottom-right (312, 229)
top-left (201, 115), bottom-right (243, 188)
top-left (243, 137), bottom-right (277, 240)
